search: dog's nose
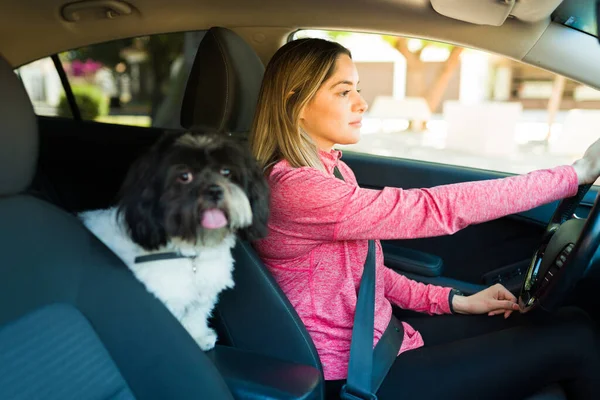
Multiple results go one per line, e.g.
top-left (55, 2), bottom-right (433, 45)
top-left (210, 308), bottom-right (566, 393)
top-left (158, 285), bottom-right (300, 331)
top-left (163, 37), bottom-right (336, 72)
top-left (206, 184), bottom-right (224, 202)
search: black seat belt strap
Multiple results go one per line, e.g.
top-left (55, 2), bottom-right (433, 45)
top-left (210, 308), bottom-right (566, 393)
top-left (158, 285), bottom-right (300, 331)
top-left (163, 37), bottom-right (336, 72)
top-left (333, 166), bottom-right (398, 400)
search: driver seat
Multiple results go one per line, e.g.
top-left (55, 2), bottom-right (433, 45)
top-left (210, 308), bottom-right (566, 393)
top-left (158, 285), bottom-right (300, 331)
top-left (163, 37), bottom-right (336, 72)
top-left (180, 27), bottom-right (567, 400)
top-left (0, 53), bottom-right (234, 399)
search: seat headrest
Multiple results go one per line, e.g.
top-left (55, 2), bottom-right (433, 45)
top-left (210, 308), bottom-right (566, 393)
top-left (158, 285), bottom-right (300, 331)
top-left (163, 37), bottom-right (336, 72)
top-left (180, 27), bottom-right (265, 134)
top-left (0, 55), bottom-right (38, 197)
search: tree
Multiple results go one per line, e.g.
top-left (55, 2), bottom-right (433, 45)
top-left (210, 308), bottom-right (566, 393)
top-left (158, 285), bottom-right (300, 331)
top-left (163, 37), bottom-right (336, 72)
top-left (384, 36), bottom-right (464, 130)
top-left (325, 31), bottom-right (352, 41)
top-left (545, 75), bottom-right (567, 142)
top-left (145, 34), bottom-right (185, 120)
top-left (62, 33), bottom-right (185, 122)
top-left (322, 32), bottom-right (463, 131)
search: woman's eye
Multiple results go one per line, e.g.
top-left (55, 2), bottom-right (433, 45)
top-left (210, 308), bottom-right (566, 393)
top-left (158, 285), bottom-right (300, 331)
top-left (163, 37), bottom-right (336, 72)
top-left (177, 171), bottom-right (193, 184)
top-left (340, 90), bottom-right (350, 97)
top-left (357, 89), bottom-right (362, 94)
top-left (220, 168), bottom-right (231, 177)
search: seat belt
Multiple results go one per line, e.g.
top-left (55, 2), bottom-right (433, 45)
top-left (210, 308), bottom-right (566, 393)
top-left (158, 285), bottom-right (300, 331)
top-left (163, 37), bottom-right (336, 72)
top-left (333, 166), bottom-right (401, 400)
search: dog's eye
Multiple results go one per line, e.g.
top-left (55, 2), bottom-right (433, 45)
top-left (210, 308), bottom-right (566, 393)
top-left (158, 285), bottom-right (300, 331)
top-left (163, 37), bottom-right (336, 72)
top-left (220, 168), bottom-right (231, 178)
top-left (177, 172), bottom-right (193, 184)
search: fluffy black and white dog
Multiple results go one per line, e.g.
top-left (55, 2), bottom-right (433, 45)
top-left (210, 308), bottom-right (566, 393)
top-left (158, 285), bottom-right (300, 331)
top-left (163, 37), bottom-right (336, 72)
top-left (80, 132), bottom-right (269, 351)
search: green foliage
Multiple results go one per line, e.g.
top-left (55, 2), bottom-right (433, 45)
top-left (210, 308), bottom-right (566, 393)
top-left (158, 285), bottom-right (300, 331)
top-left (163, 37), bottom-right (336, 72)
top-left (324, 31), bottom-right (353, 40)
top-left (320, 32), bottom-right (456, 57)
top-left (61, 34), bottom-right (183, 73)
top-left (382, 35), bottom-right (455, 52)
top-left (382, 35), bottom-right (400, 48)
top-left (61, 38), bottom-right (133, 69)
top-left (58, 32), bottom-right (186, 120)
top-left (57, 84), bottom-right (109, 120)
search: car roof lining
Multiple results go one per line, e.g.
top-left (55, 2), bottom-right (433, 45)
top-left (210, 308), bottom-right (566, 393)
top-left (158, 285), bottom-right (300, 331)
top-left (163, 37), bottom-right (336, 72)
top-left (1, 0), bottom-right (599, 90)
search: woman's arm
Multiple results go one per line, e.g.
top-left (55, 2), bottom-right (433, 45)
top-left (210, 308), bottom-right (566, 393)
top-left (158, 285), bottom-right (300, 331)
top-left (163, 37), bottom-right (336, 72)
top-left (271, 164), bottom-right (578, 241)
top-left (382, 267), bottom-right (521, 317)
top-left (381, 265), bottom-right (453, 315)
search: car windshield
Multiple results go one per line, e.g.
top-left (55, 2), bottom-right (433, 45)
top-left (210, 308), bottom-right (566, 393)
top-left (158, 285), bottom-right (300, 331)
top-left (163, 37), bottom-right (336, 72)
top-left (553, 0), bottom-right (598, 38)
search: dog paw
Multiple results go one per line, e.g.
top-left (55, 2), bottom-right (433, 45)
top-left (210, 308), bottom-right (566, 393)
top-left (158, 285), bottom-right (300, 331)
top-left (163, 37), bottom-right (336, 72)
top-left (195, 329), bottom-right (218, 351)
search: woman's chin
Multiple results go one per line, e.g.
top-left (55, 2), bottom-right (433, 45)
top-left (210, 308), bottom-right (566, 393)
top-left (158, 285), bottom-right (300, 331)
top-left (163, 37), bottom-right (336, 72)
top-left (339, 132), bottom-right (361, 145)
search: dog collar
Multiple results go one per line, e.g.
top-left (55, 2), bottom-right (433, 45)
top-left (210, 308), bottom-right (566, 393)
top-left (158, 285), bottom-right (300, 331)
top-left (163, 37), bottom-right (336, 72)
top-left (134, 252), bottom-right (197, 265)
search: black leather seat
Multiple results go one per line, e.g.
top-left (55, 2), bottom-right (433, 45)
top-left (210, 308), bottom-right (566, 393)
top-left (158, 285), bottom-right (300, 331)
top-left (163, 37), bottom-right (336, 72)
top-left (180, 27), bottom-right (324, 399)
top-left (181, 27), bottom-right (265, 137)
top-left (0, 54), bottom-right (234, 400)
top-left (180, 27), bottom-right (566, 400)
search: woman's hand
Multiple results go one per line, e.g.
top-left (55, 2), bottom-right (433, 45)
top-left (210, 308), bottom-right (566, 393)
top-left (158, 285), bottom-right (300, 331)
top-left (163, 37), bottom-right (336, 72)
top-left (452, 283), bottom-right (520, 318)
top-left (572, 137), bottom-right (600, 185)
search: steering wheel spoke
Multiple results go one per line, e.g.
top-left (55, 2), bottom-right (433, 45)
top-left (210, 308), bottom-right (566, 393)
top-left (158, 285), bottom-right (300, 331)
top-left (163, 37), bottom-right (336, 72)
top-left (519, 184), bottom-right (597, 313)
top-left (550, 184), bottom-right (592, 226)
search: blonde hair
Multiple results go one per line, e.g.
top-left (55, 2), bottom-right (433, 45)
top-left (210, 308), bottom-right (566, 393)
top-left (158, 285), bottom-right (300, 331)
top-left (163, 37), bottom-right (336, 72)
top-left (249, 38), bottom-right (352, 174)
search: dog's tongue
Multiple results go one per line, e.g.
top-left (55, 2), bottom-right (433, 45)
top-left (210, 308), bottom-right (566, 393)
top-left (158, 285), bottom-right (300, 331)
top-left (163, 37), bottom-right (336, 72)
top-left (201, 209), bottom-right (228, 229)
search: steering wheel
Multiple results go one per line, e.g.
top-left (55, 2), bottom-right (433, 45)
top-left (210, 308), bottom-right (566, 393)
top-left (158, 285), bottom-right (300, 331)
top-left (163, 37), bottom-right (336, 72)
top-left (518, 183), bottom-right (600, 313)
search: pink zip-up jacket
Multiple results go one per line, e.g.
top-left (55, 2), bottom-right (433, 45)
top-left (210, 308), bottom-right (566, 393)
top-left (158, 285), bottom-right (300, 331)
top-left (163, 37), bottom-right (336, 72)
top-left (253, 149), bottom-right (579, 380)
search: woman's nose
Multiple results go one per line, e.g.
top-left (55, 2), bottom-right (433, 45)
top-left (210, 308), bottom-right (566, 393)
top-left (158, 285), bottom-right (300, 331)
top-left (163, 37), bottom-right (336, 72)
top-left (353, 92), bottom-right (368, 113)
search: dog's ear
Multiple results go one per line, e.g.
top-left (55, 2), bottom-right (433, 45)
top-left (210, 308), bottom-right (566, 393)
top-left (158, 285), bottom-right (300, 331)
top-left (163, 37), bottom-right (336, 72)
top-left (116, 134), bottom-right (176, 250)
top-left (238, 144), bottom-right (270, 242)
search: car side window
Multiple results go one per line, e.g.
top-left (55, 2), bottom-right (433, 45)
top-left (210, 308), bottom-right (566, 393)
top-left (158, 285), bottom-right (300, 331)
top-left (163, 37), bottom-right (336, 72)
top-left (293, 30), bottom-right (600, 181)
top-left (15, 31), bottom-right (205, 129)
top-left (16, 58), bottom-right (69, 117)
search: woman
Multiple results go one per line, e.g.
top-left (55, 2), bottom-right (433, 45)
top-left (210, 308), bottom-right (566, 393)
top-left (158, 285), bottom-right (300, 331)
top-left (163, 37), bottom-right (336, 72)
top-left (249, 38), bottom-right (600, 399)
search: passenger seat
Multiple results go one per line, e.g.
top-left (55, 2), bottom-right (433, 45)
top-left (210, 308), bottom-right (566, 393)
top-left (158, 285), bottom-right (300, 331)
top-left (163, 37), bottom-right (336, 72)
top-left (0, 52), bottom-right (234, 400)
